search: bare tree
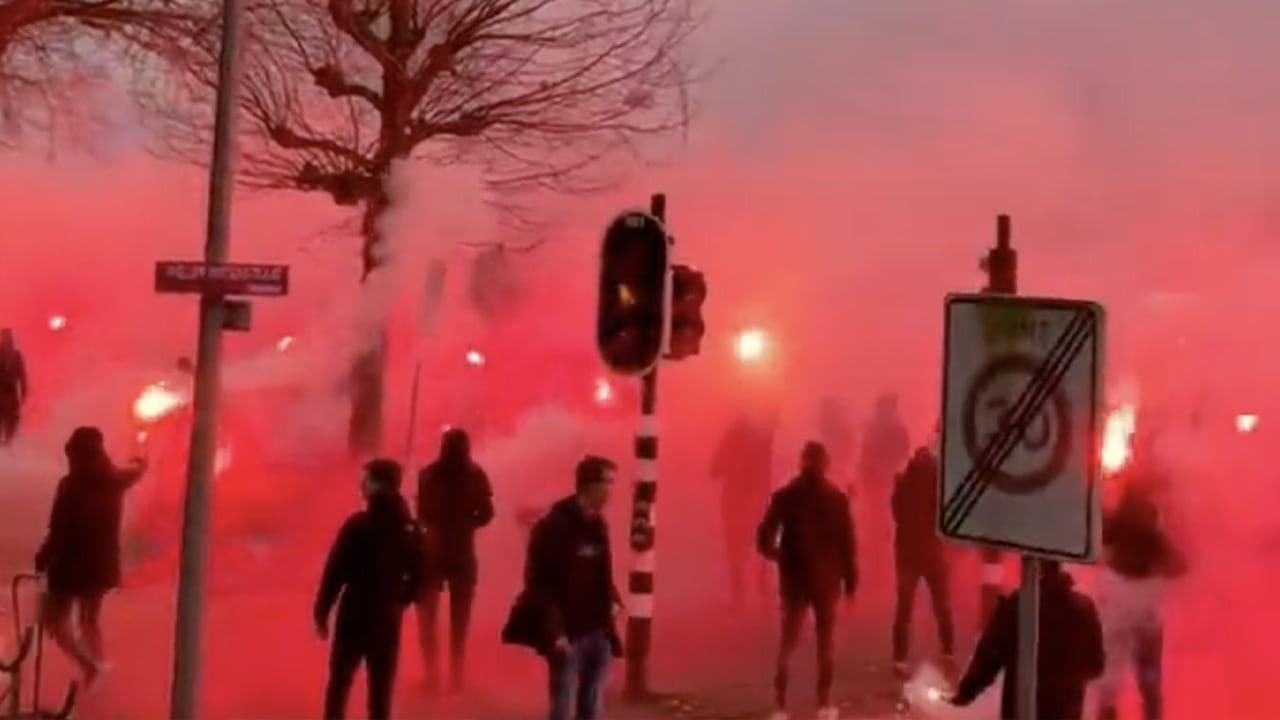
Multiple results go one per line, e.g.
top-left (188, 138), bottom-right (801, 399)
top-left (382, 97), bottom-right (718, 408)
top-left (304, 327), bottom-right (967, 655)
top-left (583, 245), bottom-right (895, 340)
top-left (0, 0), bottom-right (202, 144)
top-left (151, 0), bottom-right (695, 455)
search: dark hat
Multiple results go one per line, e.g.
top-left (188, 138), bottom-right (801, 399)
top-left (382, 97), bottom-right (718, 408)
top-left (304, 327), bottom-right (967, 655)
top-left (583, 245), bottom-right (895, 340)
top-left (575, 455), bottom-right (617, 490)
top-left (363, 458), bottom-right (403, 491)
top-left (64, 426), bottom-right (105, 461)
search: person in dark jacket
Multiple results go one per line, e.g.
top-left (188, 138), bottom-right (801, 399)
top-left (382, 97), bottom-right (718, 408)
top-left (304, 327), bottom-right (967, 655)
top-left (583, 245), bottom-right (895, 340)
top-left (0, 328), bottom-right (27, 445)
top-left (1096, 458), bottom-right (1185, 720)
top-left (504, 455), bottom-right (623, 720)
top-left (950, 561), bottom-right (1106, 720)
top-left (315, 459), bottom-right (424, 720)
top-left (712, 411), bottom-right (776, 608)
top-left (857, 394), bottom-right (909, 585)
top-left (414, 427), bottom-right (493, 692)
top-left (757, 442), bottom-right (857, 720)
top-left (35, 427), bottom-right (145, 687)
top-left (891, 436), bottom-right (955, 678)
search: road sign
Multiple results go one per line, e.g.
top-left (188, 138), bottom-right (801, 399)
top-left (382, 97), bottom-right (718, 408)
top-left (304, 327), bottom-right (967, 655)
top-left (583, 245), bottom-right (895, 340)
top-left (154, 261), bottom-right (290, 296)
top-left (939, 293), bottom-right (1105, 561)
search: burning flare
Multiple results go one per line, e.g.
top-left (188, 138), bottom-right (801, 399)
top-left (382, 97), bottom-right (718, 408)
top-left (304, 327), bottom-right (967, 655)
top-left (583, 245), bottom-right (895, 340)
top-left (1101, 404), bottom-right (1136, 474)
top-left (133, 382), bottom-right (187, 423)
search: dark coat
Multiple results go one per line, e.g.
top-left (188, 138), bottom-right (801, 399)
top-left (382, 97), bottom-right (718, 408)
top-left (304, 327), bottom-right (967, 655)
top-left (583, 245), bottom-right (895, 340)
top-left (1103, 479), bottom-right (1186, 580)
top-left (892, 447), bottom-right (944, 564)
top-left (0, 348), bottom-right (26, 411)
top-left (711, 417), bottom-right (775, 506)
top-left (502, 496), bottom-right (622, 656)
top-left (314, 493), bottom-right (424, 641)
top-left (953, 569), bottom-right (1105, 720)
top-left (756, 473), bottom-right (858, 604)
top-left (35, 460), bottom-right (144, 596)
top-left (416, 459), bottom-right (494, 581)
top-left (858, 416), bottom-right (909, 494)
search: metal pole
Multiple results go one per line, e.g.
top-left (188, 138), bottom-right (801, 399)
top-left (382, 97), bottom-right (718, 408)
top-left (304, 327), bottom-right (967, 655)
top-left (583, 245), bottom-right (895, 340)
top-left (1015, 556), bottom-right (1041, 720)
top-left (624, 192), bottom-right (666, 701)
top-left (404, 361), bottom-right (423, 467)
top-left (169, 0), bottom-right (244, 713)
top-left (978, 214), bottom-right (1017, 630)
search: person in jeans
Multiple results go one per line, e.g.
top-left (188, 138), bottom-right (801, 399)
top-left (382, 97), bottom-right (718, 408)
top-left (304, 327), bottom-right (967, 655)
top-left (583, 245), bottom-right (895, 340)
top-left (890, 433), bottom-right (955, 678)
top-left (515, 455), bottom-right (623, 720)
top-left (757, 442), bottom-right (858, 720)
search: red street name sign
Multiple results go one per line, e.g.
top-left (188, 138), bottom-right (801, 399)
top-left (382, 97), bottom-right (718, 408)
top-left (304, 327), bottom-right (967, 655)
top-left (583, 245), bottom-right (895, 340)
top-left (154, 261), bottom-right (290, 296)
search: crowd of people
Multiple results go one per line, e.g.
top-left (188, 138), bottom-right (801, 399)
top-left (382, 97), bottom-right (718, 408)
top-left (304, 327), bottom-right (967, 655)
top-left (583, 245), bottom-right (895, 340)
top-left (20, 387), bottom-right (1187, 720)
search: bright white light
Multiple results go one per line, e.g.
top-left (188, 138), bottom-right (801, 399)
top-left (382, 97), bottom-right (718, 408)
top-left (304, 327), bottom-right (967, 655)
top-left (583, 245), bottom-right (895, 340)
top-left (48, 314), bottom-right (67, 331)
top-left (1237, 413), bottom-right (1260, 433)
top-left (276, 335), bottom-right (294, 352)
top-left (925, 686), bottom-right (943, 702)
top-left (465, 349), bottom-right (486, 367)
top-left (133, 383), bottom-right (187, 423)
top-left (1102, 404), bottom-right (1136, 474)
top-left (594, 378), bottom-right (614, 406)
top-left (734, 327), bottom-right (769, 364)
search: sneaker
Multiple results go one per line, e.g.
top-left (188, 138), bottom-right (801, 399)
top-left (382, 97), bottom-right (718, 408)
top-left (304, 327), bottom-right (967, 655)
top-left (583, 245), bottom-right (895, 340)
top-left (815, 707), bottom-right (840, 720)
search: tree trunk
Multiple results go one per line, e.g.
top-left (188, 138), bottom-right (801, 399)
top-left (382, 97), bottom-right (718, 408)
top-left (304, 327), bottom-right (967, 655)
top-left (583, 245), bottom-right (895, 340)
top-left (347, 188), bottom-right (392, 459)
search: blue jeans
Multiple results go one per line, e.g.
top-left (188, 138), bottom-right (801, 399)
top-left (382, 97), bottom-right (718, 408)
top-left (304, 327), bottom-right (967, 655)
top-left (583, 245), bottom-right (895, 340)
top-left (546, 630), bottom-right (611, 720)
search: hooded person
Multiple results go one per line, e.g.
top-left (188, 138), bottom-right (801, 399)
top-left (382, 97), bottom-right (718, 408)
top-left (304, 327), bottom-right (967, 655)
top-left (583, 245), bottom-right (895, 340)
top-left (0, 328), bottom-right (27, 445)
top-left (890, 422), bottom-right (955, 678)
top-left (950, 561), bottom-right (1106, 720)
top-left (1095, 448), bottom-right (1186, 720)
top-left (415, 427), bottom-right (494, 693)
top-left (757, 441), bottom-right (858, 720)
top-left (34, 426), bottom-right (147, 688)
top-left (314, 459), bottom-right (424, 720)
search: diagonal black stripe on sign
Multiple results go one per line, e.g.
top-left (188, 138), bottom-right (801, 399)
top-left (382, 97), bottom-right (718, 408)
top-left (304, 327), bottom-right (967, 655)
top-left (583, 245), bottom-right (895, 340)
top-left (943, 310), bottom-right (1095, 535)
top-left (942, 311), bottom-right (1092, 531)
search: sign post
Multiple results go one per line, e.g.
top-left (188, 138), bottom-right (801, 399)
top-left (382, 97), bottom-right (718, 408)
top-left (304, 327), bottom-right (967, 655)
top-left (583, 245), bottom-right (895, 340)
top-left (939, 292), bottom-right (1105, 720)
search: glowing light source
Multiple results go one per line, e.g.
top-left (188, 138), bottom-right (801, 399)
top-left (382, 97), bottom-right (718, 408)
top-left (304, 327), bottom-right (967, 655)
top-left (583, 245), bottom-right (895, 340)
top-left (276, 335), bottom-right (294, 352)
top-left (1101, 404), bottom-right (1136, 474)
top-left (48, 314), bottom-right (67, 331)
top-left (133, 382), bottom-right (187, 423)
top-left (593, 378), bottom-right (614, 406)
top-left (734, 327), bottom-right (769, 364)
top-left (465, 349), bottom-right (486, 367)
top-left (1237, 413), bottom-right (1260, 433)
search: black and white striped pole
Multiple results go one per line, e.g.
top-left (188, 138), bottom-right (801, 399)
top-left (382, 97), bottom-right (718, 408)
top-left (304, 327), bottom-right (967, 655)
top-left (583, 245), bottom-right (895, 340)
top-left (596, 193), bottom-right (705, 701)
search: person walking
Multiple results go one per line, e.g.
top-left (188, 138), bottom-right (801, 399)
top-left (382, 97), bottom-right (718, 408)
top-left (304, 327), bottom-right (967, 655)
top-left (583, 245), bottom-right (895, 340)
top-left (502, 455), bottom-right (624, 720)
top-left (315, 459), bottom-right (423, 720)
top-left (34, 427), bottom-right (146, 689)
top-left (0, 328), bottom-right (28, 446)
top-left (415, 427), bottom-right (494, 693)
top-left (890, 432), bottom-right (955, 678)
top-left (757, 442), bottom-right (858, 720)
top-left (711, 411), bottom-right (776, 608)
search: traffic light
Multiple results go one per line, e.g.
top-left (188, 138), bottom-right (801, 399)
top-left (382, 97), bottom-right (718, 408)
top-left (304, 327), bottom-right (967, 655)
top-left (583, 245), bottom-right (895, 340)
top-left (596, 211), bottom-right (669, 376)
top-left (667, 264), bottom-right (706, 360)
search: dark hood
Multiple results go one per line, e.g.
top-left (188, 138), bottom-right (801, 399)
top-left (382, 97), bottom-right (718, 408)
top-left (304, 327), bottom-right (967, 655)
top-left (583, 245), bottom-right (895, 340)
top-left (438, 428), bottom-right (472, 468)
top-left (64, 427), bottom-right (112, 477)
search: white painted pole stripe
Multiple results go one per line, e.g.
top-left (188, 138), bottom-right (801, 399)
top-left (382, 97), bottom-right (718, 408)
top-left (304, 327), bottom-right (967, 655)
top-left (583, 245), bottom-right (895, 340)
top-left (633, 550), bottom-right (656, 573)
top-left (982, 563), bottom-right (1005, 585)
top-left (637, 460), bottom-right (658, 483)
top-left (637, 415), bottom-right (658, 437)
top-left (628, 592), bottom-right (655, 618)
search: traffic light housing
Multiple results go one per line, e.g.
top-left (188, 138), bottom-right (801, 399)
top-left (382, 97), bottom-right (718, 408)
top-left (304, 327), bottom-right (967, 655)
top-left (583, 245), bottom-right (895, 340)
top-left (596, 211), bottom-right (669, 376)
top-left (667, 264), bottom-right (706, 360)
